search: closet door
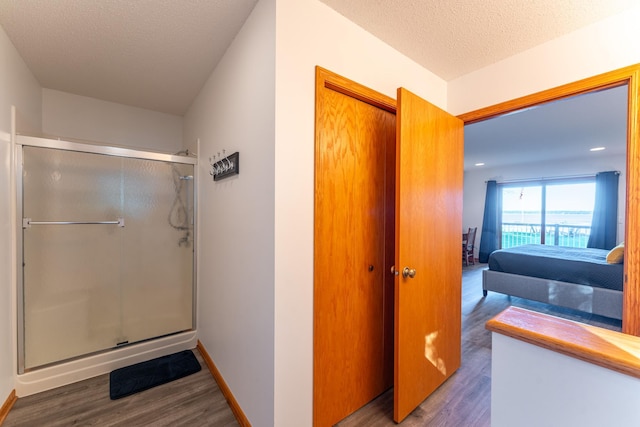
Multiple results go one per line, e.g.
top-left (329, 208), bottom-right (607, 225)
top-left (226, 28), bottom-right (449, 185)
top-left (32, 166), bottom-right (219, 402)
top-left (313, 69), bottom-right (463, 426)
top-left (394, 87), bottom-right (464, 422)
top-left (313, 68), bottom-right (396, 427)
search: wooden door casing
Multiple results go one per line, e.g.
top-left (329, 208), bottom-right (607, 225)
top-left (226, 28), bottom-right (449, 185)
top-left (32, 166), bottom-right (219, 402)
top-left (313, 67), bottom-right (396, 427)
top-left (458, 64), bottom-right (640, 336)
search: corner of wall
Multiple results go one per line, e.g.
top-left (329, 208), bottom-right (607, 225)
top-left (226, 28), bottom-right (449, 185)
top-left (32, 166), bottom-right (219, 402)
top-left (0, 20), bottom-right (43, 409)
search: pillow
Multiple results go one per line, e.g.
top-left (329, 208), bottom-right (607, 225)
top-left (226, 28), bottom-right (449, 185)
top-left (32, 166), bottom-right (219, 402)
top-left (606, 242), bottom-right (624, 264)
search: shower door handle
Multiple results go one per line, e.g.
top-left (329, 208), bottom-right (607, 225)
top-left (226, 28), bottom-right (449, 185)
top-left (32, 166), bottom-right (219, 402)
top-left (23, 217), bottom-right (125, 228)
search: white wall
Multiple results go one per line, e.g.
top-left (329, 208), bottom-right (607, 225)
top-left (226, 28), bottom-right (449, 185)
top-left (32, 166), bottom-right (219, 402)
top-left (42, 89), bottom-right (183, 153)
top-left (0, 24), bottom-right (42, 404)
top-left (449, 5), bottom-right (640, 115)
top-left (183, 0), bottom-right (275, 425)
top-left (464, 154), bottom-right (627, 253)
top-left (273, 0), bottom-right (447, 425)
top-left (452, 4), bottom-right (640, 260)
top-left (185, 0), bottom-right (448, 423)
top-left (5, 0), bottom-right (637, 423)
top-left (491, 333), bottom-right (640, 427)
top-left (270, 3), bottom-right (640, 424)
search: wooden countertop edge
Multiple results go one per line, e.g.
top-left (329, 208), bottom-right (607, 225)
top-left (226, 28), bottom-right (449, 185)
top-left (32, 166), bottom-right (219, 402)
top-left (486, 306), bottom-right (640, 379)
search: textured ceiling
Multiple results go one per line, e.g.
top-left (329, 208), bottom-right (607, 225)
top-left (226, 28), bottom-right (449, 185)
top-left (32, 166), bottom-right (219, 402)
top-left (464, 85), bottom-right (628, 171)
top-left (1, 1), bottom-right (638, 116)
top-left (0, 1), bottom-right (632, 171)
top-left (319, 0), bottom-right (633, 172)
top-left (0, 0), bottom-right (258, 115)
top-left (319, 0), bottom-right (640, 80)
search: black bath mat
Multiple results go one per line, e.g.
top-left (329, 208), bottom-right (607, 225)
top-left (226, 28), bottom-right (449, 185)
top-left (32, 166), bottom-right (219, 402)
top-left (109, 349), bottom-right (201, 400)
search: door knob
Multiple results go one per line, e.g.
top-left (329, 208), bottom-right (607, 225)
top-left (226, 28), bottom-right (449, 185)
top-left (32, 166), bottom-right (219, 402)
top-left (402, 267), bottom-right (416, 279)
top-left (391, 265), bottom-right (399, 276)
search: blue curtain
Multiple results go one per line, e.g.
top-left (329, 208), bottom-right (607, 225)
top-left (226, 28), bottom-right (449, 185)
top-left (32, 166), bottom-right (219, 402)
top-left (587, 171), bottom-right (619, 250)
top-left (479, 180), bottom-right (499, 263)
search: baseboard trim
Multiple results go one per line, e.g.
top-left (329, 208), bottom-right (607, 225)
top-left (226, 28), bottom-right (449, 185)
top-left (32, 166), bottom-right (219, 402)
top-left (197, 340), bottom-right (251, 427)
top-left (0, 390), bottom-right (17, 425)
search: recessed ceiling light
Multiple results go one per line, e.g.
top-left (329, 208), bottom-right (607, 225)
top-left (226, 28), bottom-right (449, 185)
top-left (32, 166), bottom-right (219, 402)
top-left (590, 147), bottom-right (606, 152)
top-left (475, 162), bottom-right (485, 166)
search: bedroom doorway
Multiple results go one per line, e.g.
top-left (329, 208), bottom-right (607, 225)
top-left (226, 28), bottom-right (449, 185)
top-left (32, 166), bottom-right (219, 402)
top-left (465, 84), bottom-right (627, 253)
top-left (459, 64), bottom-right (640, 336)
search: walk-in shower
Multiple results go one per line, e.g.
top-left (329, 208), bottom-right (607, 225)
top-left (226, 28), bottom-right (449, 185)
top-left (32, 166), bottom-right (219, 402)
top-left (16, 135), bottom-right (196, 373)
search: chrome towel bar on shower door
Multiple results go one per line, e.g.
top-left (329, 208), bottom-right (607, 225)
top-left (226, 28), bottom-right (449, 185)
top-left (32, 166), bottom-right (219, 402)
top-left (22, 217), bottom-right (125, 228)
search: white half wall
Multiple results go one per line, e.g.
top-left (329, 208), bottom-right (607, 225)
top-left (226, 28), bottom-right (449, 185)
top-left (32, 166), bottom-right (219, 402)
top-left (183, 0), bottom-right (275, 425)
top-left (42, 89), bottom-right (184, 153)
top-left (0, 23), bottom-right (42, 404)
top-left (464, 154), bottom-right (626, 254)
top-left (449, 5), bottom-right (640, 115)
top-left (491, 333), bottom-right (640, 427)
top-left (274, 0), bottom-right (447, 425)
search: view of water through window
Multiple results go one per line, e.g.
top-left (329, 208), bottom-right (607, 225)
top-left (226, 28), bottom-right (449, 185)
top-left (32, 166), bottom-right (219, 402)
top-left (501, 181), bottom-right (596, 248)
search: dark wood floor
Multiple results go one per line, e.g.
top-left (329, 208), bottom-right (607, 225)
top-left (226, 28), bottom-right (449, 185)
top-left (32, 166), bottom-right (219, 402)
top-left (3, 265), bottom-right (621, 426)
top-left (3, 349), bottom-right (239, 427)
top-left (337, 263), bottom-right (621, 427)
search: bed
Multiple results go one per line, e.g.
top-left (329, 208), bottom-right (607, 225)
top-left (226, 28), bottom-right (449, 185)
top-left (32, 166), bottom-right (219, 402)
top-left (482, 244), bottom-right (624, 320)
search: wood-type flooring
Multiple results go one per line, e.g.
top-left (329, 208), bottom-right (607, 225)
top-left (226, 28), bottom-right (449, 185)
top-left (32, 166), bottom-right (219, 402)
top-left (336, 263), bottom-right (621, 427)
top-left (3, 264), bottom-right (621, 426)
top-left (3, 349), bottom-right (238, 427)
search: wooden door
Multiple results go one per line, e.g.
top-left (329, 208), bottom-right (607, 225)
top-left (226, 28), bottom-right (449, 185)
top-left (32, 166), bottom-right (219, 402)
top-left (314, 68), bottom-right (396, 426)
top-left (394, 87), bottom-right (464, 422)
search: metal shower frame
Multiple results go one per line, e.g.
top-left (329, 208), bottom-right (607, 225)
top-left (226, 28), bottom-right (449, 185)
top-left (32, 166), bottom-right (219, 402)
top-left (15, 134), bottom-right (198, 374)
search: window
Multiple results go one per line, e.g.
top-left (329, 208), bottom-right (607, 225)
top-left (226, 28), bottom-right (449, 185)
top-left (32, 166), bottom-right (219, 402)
top-left (500, 178), bottom-right (595, 249)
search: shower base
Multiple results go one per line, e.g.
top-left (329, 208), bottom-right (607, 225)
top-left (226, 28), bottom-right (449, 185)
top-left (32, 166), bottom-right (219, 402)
top-left (15, 330), bottom-right (197, 397)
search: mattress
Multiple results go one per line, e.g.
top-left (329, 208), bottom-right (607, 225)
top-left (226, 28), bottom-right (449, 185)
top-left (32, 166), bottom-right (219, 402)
top-left (488, 244), bottom-right (624, 291)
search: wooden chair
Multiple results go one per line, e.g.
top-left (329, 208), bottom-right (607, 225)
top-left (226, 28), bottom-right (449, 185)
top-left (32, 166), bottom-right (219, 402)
top-left (463, 227), bottom-right (477, 266)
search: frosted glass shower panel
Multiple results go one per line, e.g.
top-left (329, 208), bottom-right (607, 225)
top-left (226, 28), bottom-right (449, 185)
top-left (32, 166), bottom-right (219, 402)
top-left (120, 159), bottom-right (193, 344)
top-left (21, 145), bottom-right (195, 371)
top-left (22, 147), bottom-right (123, 369)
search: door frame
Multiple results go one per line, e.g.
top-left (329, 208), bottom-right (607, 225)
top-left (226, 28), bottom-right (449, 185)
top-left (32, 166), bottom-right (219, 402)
top-left (458, 64), bottom-right (640, 335)
top-left (313, 66), bottom-right (397, 426)
top-left (313, 67), bottom-right (464, 424)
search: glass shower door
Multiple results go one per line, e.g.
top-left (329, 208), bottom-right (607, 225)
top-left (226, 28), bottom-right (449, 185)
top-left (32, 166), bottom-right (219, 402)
top-left (21, 143), bottom-right (195, 371)
top-left (120, 158), bottom-right (193, 345)
top-left (22, 147), bottom-right (124, 369)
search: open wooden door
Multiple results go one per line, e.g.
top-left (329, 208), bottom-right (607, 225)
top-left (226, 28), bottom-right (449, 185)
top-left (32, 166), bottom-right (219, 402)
top-left (394, 87), bottom-right (464, 422)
